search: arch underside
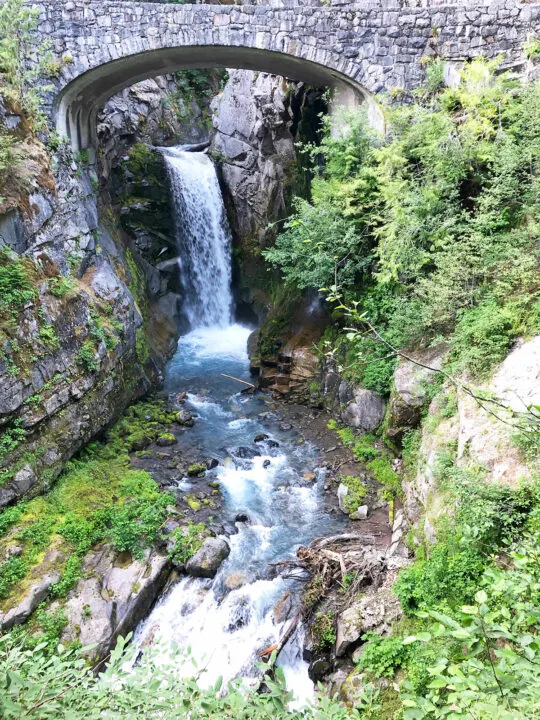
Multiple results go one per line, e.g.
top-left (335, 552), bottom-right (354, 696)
top-left (55, 45), bottom-right (373, 150)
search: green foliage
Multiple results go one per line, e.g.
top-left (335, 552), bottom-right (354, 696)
top-left (312, 610), bottom-right (336, 650)
top-left (47, 275), bottom-right (74, 298)
top-left (366, 457), bottom-right (401, 498)
top-left (0, 0), bottom-right (53, 130)
top-left (394, 535), bottom-right (485, 614)
top-left (449, 299), bottom-right (516, 376)
top-left (401, 429), bottom-right (421, 477)
top-left (331, 424), bottom-right (378, 461)
top-left (266, 61), bottom-right (540, 380)
top-left (395, 473), bottom-right (540, 614)
top-left (38, 323), bottom-right (60, 351)
top-left (0, 419), bottom-right (26, 461)
top-left (168, 522), bottom-right (208, 565)
top-left (0, 250), bottom-right (36, 317)
top-left (401, 536), bottom-right (540, 719)
top-left (356, 632), bottom-right (410, 678)
top-left (0, 399), bottom-right (178, 604)
top-left (75, 341), bottom-right (98, 373)
top-left (0, 633), bottom-right (358, 719)
top-left (0, 556), bottom-right (27, 598)
top-left (339, 475), bottom-right (367, 512)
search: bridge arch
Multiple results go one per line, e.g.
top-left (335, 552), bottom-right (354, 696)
top-left (55, 44), bottom-right (378, 151)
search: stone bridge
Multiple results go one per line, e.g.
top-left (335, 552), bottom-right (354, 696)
top-left (33, 0), bottom-right (539, 149)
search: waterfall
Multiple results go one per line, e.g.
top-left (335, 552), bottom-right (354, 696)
top-left (161, 147), bottom-right (233, 329)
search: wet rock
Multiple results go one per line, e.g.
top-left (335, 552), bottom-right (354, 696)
top-left (225, 572), bottom-right (249, 590)
top-left (342, 387), bottom-right (386, 433)
top-left (340, 670), bottom-right (367, 705)
top-left (187, 463), bottom-right (206, 476)
top-left (303, 472), bottom-right (316, 483)
top-left (175, 409), bottom-right (194, 427)
top-left (254, 433), bottom-right (269, 443)
top-left (263, 459), bottom-right (271, 468)
top-left (273, 591), bottom-right (294, 624)
top-left (327, 667), bottom-right (351, 698)
top-left (235, 512), bottom-right (250, 523)
top-left (156, 433), bottom-right (177, 447)
top-left (279, 422), bottom-right (293, 432)
top-left (186, 537), bottom-right (230, 579)
top-left (233, 446), bottom-right (260, 459)
top-left (222, 522), bottom-right (239, 536)
top-left (309, 656), bottom-right (332, 682)
top-left (205, 457), bottom-right (219, 470)
top-left (267, 439), bottom-right (280, 448)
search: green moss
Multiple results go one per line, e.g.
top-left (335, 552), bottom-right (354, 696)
top-left (0, 398), bottom-right (180, 610)
top-left (185, 495), bottom-right (201, 512)
top-left (312, 610), bottom-right (336, 650)
top-left (340, 475), bottom-right (368, 512)
top-left (367, 457), bottom-right (402, 500)
top-left (187, 463), bottom-right (206, 477)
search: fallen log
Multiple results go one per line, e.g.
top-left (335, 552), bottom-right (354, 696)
top-left (221, 373), bottom-right (256, 388)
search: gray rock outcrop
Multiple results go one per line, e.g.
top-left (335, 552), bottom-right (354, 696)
top-left (212, 70), bottom-right (298, 249)
top-left (386, 344), bottom-right (448, 444)
top-left (60, 546), bottom-right (171, 660)
top-left (342, 387), bottom-right (386, 432)
top-left (186, 537), bottom-right (230, 578)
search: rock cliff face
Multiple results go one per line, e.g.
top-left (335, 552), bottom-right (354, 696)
top-left (0, 75), bottom-right (213, 508)
top-left (211, 71), bottom-right (298, 249)
top-left (211, 70), bottom-right (325, 317)
top-left (404, 335), bottom-right (540, 543)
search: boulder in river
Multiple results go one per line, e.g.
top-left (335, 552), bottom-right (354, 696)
top-left (233, 446), bottom-right (260, 459)
top-left (186, 537), bottom-right (230, 578)
top-left (175, 409), bottom-right (194, 427)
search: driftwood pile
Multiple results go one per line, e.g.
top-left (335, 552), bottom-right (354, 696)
top-left (273, 532), bottom-right (387, 617)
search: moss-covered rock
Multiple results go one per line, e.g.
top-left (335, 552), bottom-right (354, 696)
top-left (187, 463), bottom-right (206, 477)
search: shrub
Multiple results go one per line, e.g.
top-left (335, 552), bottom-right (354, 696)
top-left (168, 522), bottom-right (208, 565)
top-left (0, 250), bottom-right (36, 315)
top-left (0, 556), bottom-right (27, 598)
top-left (449, 299), bottom-right (516, 377)
top-left (312, 611), bottom-right (336, 650)
top-left (366, 457), bottom-right (401, 498)
top-left (47, 275), bottom-right (73, 298)
top-left (76, 341), bottom-right (98, 372)
top-left (356, 633), bottom-right (410, 678)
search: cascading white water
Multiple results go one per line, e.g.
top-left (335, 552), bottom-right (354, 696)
top-left (161, 147), bottom-right (233, 329)
top-left (130, 149), bottom-right (345, 707)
